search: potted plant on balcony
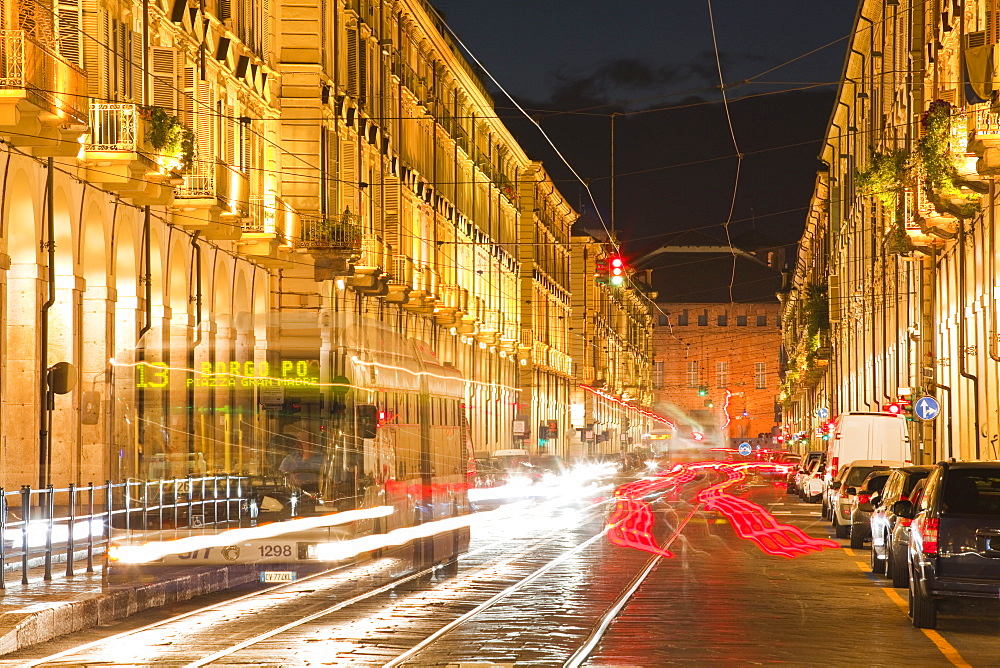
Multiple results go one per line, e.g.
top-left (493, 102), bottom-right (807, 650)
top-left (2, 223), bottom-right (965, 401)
top-left (918, 100), bottom-right (987, 218)
top-left (141, 105), bottom-right (195, 174)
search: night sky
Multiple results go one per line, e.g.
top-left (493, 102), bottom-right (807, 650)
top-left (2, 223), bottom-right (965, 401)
top-left (434, 0), bottom-right (859, 253)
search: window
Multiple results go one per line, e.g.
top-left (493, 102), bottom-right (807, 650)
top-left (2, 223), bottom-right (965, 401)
top-left (653, 360), bottom-right (664, 389)
top-left (737, 315), bottom-right (747, 326)
top-left (716, 361), bottom-right (728, 388)
top-left (687, 360), bottom-right (699, 388)
top-left (678, 309), bottom-right (689, 326)
top-left (697, 310), bottom-right (708, 326)
top-left (755, 362), bottom-right (766, 389)
top-left (658, 314), bottom-right (669, 326)
top-left (717, 314), bottom-right (728, 326)
top-left (756, 315), bottom-right (767, 327)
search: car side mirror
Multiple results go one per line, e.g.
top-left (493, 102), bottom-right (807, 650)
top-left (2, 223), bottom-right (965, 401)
top-left (831, 481), bottom-right (842, 490)
top-left (871, 495), bottom-right (881, 507)
top-left (893, 499), bottom-right (914, 519)
top-left (846, 486), bottom-right (857, 496)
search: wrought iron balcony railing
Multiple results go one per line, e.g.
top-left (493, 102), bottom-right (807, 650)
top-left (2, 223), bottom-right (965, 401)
top-left (298, 211), bottom-right (362, 250)
top-left (0, 28), bottom-right (87, 124)
top-left (86, 102), bottom-right (139, 152)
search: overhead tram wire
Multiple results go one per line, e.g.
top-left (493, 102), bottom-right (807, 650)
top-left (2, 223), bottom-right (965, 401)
top-left (424, 4), bottom-right (618, 251)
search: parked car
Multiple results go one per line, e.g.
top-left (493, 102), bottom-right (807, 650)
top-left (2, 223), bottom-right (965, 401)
top-left (791, 450), bottom-right (825, 497)
top-left (897, 461), bottom-right (1000, 628)
top-left (870, 466), bottom-right (932, 585)
top-left (828, 461), bottom-right (902, 538)
top-left (802, 456), bottom-right (827, 504)
top-left (847, 470), bottom-right (893, 549)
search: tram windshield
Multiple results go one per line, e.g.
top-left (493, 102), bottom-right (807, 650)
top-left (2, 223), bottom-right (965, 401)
top-left (109, 310), bottom-right (469, 515)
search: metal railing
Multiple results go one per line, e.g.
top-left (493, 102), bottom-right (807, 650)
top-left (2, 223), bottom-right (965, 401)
top-left (388, 254), bottom-right (414, 285)
top-left (0, 475), bottom-right (248, 587)
top-left (975, 105), bottom-right (1000, 138)
top-left (299, 212), bottom-right (362, 250)
top-left (176, 159), bottom-right (216, 198)
top-left (0, 28), bottom-right (88, 124)
top-left (86, 102), bottom-right (139, 151)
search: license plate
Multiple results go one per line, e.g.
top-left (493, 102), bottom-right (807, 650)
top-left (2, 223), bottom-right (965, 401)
top-left (260, 571), bottom-right (297, 583)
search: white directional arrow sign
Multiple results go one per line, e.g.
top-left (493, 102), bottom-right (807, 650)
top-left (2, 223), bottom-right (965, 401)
top-left (914, 396), bottom-right (940, 421)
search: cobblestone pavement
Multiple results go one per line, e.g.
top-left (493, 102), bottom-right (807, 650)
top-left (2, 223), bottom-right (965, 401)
top-left (4, 479), bottom-right (999, 666)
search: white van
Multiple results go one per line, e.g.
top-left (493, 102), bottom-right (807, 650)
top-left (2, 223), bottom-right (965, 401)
top-left (826, 411), bottom-right (911, 480)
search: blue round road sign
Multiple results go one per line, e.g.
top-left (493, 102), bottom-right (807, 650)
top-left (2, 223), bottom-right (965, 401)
top-left (738, 442), bottom-right (752, 456)
top-left (914, 396), bottom-right (940, 421)
top-left (816, 407), bottom-right (830, 419)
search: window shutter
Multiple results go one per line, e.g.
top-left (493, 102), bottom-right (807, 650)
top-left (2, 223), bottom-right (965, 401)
top-left (340, 138), bottom-right (356, 212)
top-left (56, 0), bottom-right (82, 67)
top-left (150, 47), bottom-right (178, 113)
top-left (181, 63), bottom-right (195, 127)
top-left (218, 0), bottom-right (231, 21)
top-left (195, 80), bottom-right (216, 166)
top-left (222, 102), bottom-right (235, 165)
top-left (81, 7), bottom-right (105, 97)
top-left (347, 28), bottom-right (358, 97)
top-left (130, 30), bottom-right (143, 103)
top-left (261, 0), bottom-right (270, 58)
top-left (358, 37), bottom-right (368, 109)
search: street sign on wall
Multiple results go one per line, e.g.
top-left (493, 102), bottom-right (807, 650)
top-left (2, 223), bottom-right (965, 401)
top-left (914, 396), bottom-right (940, 421)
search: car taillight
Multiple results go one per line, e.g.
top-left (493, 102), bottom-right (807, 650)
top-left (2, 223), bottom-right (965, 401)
top-left (857, 493), bottom-right (872, 505)
top-left (899, 518), bottom-right (912, 527)
top-left (915, 517), bottom-right (938, 555)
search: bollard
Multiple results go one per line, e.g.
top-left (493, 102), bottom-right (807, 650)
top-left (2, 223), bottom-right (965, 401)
top-left (124, 479), bottom-right (132, 535)
top-left (104, 481), bottom-right (113, 582)
top-left (86, 482), bottom-right (95, 573)
top-left (158, 479), bottom-right (164, 530)
top-left (65, 484), bottom-right (76, 577)
top-left (20, 486), bottom-right (30, 585)
top-left (142, 481), bottom-right (149, 531)
top-left (0, 488), bottom-right (6, 589)
top-left (44, 485), bottom-right (54, 581)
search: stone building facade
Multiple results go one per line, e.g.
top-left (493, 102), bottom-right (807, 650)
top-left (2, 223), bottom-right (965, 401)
top-left (0, 0), bottom-right (654, 489)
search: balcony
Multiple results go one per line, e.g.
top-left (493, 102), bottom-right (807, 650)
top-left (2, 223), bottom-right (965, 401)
top-left (347, 235), bottom-right (387, 295)
top-left (383, 255), bottom-right (413, 303)
top-left (83, 103), bottom-right (178, 204)
top-left (402, 265), bottom-right (435, 313)
top-left (0, 23), bottom-right (89, 155)
top-left (172, 159), bottom-right (248, 239)
top-left (238, 195), bottom-right (296, 268)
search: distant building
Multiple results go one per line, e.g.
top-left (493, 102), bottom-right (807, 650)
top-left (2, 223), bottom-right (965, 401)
top-left (636, 231), bottom-right (783, 447)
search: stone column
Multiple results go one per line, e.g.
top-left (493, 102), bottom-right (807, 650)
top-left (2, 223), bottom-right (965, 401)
top-left (4, 263), bottom-right (44, 486)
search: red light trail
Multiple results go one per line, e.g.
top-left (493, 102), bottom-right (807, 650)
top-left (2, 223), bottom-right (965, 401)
top-left (608, 461), bottom-right (838, 559)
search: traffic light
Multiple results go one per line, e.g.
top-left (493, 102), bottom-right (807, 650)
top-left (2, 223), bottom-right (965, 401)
top-left (546, 419), bottom-right (558, 439)
top-left (595, 257), bottom-right (609, 285)
top-left (897, 396), bottom-right (913, 418)
top-left (698, 385), bottom-right (708, 396)
top-left (609, 256), bottom-right (625, 286)
top-left (538, 422), bottom-right (549, 440)
top-left (883, 402), bottom-right (904, 416)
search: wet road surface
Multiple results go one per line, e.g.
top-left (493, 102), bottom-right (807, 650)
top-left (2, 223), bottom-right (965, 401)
top-left (3, 476), bottom-right (998, 666)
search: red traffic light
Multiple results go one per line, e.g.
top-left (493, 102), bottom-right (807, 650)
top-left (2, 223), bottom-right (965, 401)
top-left (609, 256), bottom-right (625, 286)
top-left (884, 402), bottom-right (903, 415)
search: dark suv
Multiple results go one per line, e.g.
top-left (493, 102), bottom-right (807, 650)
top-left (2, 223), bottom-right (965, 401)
top-left (896, 461), bottom-right (1000, 628)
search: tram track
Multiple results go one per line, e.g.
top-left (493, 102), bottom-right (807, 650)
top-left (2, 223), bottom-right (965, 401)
top-left (8, 492), bottom-right (614, 667)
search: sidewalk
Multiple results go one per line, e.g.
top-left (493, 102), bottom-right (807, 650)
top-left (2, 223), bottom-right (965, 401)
top-left (0, 558), bottom-right (261, 655)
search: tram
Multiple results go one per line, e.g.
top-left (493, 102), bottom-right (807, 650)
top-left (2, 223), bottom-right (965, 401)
top-left (107, 310), bottom-right (472, 569)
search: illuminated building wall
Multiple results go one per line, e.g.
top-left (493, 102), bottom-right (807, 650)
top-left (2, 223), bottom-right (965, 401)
top-left (654, 301), bottom-right (782, 446)
top-left (569, 235), bottom-right (657, 457)
top-left (786, 0), bottom-right (1000, 462)
top-left (516, 163), bottom-right (574, 457)
top-left (0, 0), bottom-right (581, 489)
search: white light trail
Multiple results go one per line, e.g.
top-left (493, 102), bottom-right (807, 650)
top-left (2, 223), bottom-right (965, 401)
top-left (110, 506), bottom-right (395, 564)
